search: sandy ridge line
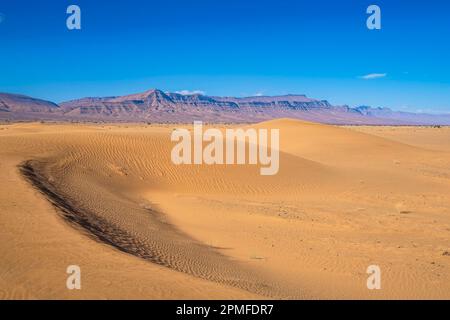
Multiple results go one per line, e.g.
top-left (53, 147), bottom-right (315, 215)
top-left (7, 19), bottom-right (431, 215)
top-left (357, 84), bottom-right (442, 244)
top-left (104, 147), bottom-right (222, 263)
top-left (19, 159), bottom-right (296, 299)
top-left (19, 160), bottom-right (173, 266)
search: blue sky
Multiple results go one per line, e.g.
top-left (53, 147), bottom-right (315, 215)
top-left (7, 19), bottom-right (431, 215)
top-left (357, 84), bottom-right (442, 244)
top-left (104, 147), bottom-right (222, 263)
top-left (0, 0), bottom-right (449, 112)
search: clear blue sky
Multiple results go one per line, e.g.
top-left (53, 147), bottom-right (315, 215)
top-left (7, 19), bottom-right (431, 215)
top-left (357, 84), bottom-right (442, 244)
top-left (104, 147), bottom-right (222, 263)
top-left (1, 0), bottom-right (449, 112)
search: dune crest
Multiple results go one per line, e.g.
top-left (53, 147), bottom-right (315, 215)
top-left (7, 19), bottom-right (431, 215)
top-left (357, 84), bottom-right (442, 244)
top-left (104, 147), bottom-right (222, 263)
top-left (1, 119), bottom-right (450, 299)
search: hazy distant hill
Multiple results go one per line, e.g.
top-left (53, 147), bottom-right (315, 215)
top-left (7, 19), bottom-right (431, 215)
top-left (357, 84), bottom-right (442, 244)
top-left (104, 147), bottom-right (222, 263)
top-left (1, 89), bottom-right (450, 125)
top-left (0, 93), bottom-right (60, 118)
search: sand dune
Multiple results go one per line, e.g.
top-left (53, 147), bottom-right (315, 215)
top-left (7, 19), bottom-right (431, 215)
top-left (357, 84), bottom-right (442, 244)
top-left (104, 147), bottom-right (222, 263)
top-left (1, 119), bottom-right (450, 299)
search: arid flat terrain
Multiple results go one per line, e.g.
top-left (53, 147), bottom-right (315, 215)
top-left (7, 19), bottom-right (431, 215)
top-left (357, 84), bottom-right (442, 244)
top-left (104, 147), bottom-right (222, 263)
top-left (1, 120), bottom-right (450, 299)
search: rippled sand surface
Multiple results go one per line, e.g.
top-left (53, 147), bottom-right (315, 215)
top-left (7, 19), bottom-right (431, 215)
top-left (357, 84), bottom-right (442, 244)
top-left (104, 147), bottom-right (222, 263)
top-left (1, 120), bottom-right (450, 299)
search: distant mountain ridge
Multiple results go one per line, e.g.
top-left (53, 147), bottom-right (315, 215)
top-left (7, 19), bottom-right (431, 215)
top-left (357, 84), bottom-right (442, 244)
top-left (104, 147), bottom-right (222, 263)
top-left (0, 92), bottom-right (60, 113)
top-left (1, 89), bottom-right (450, 125)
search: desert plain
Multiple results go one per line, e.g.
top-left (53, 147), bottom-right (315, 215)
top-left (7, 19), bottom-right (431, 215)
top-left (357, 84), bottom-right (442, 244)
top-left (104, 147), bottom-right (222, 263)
top-left (0, 119), bottom-right (450, 299)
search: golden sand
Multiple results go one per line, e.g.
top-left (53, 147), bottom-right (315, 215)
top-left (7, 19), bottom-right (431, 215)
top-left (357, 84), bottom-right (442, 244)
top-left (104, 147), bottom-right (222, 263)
top-left (1, 119), bottom-right (449, 299)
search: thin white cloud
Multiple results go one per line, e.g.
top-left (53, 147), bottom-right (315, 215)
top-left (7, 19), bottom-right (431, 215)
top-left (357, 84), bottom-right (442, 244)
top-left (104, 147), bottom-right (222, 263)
top-left (360, 73), bottom-right (387, 80)
top-left (253, 92), bottom-right (264, 97)
top-left (175, 90), bottom-right (205, 95)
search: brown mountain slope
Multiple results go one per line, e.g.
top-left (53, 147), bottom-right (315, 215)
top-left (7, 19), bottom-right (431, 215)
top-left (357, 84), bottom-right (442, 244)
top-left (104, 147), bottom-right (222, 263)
top-left (2, 89), bottom-right (450, 125)
top-left (0, 93), bottom-right (60, 118)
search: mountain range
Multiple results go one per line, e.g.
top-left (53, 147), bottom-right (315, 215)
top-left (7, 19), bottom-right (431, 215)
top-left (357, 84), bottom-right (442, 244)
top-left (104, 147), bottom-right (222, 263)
top-left (1, 89), bottom-right (449, 125)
